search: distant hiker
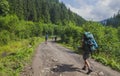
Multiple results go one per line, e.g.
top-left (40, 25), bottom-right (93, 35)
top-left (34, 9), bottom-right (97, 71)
top-left (52, 36), bottom-right (54, 41)
top-left (45, 33), bottom-right (48, 44)
top-left (81, 32), bottom-right (98, 74)
top-left (54, 36), bottom-right (57, 42)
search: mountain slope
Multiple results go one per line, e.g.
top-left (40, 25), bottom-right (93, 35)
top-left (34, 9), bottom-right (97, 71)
top-left (101, 11), bottom-right (120, 27)
top-left (7, 0), bottom-right (85, 25)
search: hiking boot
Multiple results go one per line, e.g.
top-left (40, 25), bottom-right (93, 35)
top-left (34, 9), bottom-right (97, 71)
top-left (82, 66), bottom-right (86, 71)
top-left (87, 69), bottom-right (93, 74)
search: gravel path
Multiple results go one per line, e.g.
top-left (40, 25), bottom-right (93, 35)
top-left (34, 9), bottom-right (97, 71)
top-left (21, 41), bottom-right (120, 76)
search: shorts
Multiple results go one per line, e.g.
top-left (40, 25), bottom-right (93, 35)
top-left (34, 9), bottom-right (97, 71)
top-left (83, 53), bottom-right (90, 60)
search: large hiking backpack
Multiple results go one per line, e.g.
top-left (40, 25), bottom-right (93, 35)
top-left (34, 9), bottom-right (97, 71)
top-left (84, 32), bottom-right (98, 52)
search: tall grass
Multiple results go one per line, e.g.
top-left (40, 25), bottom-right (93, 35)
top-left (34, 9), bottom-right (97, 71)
top-left (0, 37), bottom-right (44, 76)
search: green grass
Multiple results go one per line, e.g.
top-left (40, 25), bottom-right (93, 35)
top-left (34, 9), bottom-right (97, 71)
top-left (0, 37), bottom-right (44, 76)
top-left (93, 54), bottom-right (120, 71)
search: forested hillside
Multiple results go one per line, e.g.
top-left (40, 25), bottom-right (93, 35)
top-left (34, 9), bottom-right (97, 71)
top-left (7, 0), bottom-right (85, 25)
top-left (101, 10), bottom-right (120, 27)
top-left (0, 0), bottom-right (120, 75)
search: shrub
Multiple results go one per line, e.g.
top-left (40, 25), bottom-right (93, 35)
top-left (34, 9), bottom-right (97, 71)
top-left (0, 30), bottom-right (10, 45)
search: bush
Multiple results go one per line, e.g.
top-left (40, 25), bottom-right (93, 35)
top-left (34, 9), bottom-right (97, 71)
top-left (0, 30), bottom-right (10, 45)
top-left (0, 37), bottom-right (44, 76)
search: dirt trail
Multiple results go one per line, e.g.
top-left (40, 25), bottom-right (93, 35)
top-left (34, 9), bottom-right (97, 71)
top-left (21, 41), bottom-right (120, 76)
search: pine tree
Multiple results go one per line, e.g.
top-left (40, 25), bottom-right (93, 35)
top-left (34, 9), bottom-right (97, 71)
top-left (0, 0), bottom-right (9, 16)
top-left (7, 0), bottom-right (85, 25)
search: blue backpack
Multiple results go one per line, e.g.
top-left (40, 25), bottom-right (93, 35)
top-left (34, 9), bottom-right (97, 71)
top-left (84, 32), bottom-right (98, 52)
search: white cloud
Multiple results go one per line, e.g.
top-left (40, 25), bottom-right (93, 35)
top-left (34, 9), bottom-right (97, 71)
top-left (66, 4), bottom-right (93, 20)
top-left (109, 0), bottom-right (120, 10)
top-left (63, 0), bottom-right (120, 21)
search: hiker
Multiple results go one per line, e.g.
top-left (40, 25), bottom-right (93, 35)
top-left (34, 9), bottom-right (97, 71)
top-left (82, 34), bottom-right (92, 74)
top-left (54, 36), bottom-right (57, 42)
top-left (52, 36), bottom-right (54, 41)
top-left (45, 33), bottom-right (48, 44)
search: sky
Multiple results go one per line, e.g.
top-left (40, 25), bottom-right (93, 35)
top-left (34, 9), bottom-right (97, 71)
top-left (59, 0), bottom-right (120, 21)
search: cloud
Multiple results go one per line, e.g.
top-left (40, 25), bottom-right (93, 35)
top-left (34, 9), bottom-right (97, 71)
top-left (109, 0), bottom-right (120, 10)
top-left (66, 4), bottom-right (93, 20)
top-left (61, 0), bottom-right (120, 21)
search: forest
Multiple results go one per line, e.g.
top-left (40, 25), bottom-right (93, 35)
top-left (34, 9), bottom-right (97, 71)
top-left (7, 0), bottom-right (85, 25)
top-left (101, 10), bottom-right (120, 27)
top-left (0, 0), bottom-right (120, 75)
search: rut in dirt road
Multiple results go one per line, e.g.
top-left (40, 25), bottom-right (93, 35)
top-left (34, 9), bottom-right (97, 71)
top-left (21, 41), bottom-right (120, 76)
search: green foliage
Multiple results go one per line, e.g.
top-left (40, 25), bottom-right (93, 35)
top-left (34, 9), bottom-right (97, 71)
top-left (117, 27), bottom-right (120, 41)
top-left (104, 26), bottom-right (119, 43)
top-left (0, 15), bottom-right (19, 32)
top-left (34, 22), bottom-right (43, 36)
top-left (105, 10), bottom-right (120, 27)
top-left (0, 0), bottom-right (9, 16)
top-left (0, 15), bottom-right (56, 45)
top-left (7, 0), bottom-right (85, 25)
top-left (60, 24), bottom-right (83, 45)
top-left (0, 30), bottom-right (10, 45)
top-left (0, 37), bottom-right (44, 76)
top-left (96, 56), bottom-right (108, 66)
top-left (42, 23), bottom-right (54, 35)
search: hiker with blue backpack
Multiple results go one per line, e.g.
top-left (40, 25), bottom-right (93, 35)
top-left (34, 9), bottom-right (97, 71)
top-left (81, 32), bottom-right (98, 74)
